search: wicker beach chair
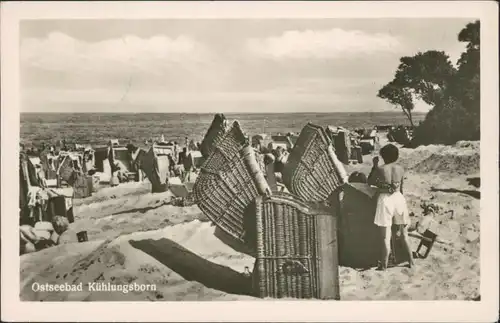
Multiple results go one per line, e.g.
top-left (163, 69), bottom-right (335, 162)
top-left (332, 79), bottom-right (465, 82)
top-left (282, 123), bottom-right (348, 203)
top-left (193, 121), bottom-right (271, 250)
top-left (140, 147), bottom-right (170, 193)
top-left (251, 192), bottom-right (340, 299)
top-left (199, 113), bottom-right (229, 159)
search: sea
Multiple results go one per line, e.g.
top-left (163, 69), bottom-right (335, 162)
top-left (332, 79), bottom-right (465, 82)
top-left (20, 112), bottom-right (426, 147)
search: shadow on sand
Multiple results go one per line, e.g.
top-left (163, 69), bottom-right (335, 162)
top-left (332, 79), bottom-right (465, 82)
top-left (112, 203), bottom-right (167, 216)
top-left (430, 187), bottom-right (480, 199)
top-left (129, 238), bottom-right (254, 297)
top-left (466, 177), bottom-right (480, 188)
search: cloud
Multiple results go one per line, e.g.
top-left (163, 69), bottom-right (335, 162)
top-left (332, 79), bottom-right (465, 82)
top-left (23, 87), bottom-right (386, 114)
top-left (21, 32), bottom-right (214, 89)
top-left (246, 28), bottom-right (403, 59)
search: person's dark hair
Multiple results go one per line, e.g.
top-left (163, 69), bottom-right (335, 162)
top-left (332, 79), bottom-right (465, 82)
top-left (348, 171), bottom-right (367, 184)
top-left (126, 143), bottom-right (136, 152)
top-left (52, 216), bottom-right (69, 236)
top-left (380, 144), bottom-right (399, 164)
top-left (263, 153), bottom-right (275, 165)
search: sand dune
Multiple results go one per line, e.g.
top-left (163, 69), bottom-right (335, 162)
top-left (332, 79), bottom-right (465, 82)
top-left (21, 220), bottom-right (256, 301)
top-left (20, 139), bottom-right (480, 301)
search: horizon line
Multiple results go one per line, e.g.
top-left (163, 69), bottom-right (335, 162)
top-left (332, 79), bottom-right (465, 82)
top-left (20, 111), bottom-right (428, 115)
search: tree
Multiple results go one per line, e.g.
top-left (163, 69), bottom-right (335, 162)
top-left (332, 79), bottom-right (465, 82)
top-left (377, 81), bottom-right (415, 126)
top-left (378, 20), bottom-right (480, 146)
top-left (454, 20), bottom-right (480, 139)
top-left (393, 51), bottom-right (457, 106)
top-left (378, 51), bottom-right (457, 127)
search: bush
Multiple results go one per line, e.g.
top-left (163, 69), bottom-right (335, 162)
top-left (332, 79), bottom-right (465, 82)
top-left (412, 98), bottom-right (479, 146)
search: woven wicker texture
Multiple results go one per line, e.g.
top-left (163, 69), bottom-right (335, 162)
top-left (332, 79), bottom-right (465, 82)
top-left (253, 192), bottom-right (338, 299)
top-left (194, 121), bottom-right (270, 246)
top-left (200, 113), bottom-right (228, 159)
top-left (282, 123), bottom-right (348, 202)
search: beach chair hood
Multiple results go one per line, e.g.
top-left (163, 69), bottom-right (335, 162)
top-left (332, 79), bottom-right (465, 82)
top-left (282, 123), bottom-right (348, 203)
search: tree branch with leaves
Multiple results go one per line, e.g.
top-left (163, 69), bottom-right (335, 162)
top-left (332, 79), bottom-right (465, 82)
top-left (377, 81), bottom-right (415, 127)
top-left (380, 20), bottom-right (480, 146)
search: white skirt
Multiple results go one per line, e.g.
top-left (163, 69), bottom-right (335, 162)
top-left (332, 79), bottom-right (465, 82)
top-left (374, 191), bottom-right (410, 227)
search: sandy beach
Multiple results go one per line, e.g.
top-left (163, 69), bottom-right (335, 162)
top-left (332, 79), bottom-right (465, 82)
top-left (20, 133), bottom-right (480, 301)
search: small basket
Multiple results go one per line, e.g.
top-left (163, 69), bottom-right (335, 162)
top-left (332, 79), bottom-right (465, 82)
top-left (282, 123), bottom-right (348, 203)
top-left (193, 121), bottom-right (270, 249)
top-left (200, 113), bottom-right (229, 159)
top-left (252, 192), bottom-right (340, 299)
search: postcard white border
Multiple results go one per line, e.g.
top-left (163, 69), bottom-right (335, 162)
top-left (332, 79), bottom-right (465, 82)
top-left (1, 1), bottom-right (498, 322)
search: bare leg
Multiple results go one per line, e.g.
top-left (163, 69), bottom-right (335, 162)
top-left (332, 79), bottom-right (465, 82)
top-left (401, 226), bottom-right (415, 267)
top-left (378, 226), bottom-right (391, 270)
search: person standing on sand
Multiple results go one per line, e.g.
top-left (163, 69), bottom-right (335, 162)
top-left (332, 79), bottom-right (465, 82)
top-left (110, 163), bottom-right (121, 187)
top-left (368, 144), bottom-right (414, 271)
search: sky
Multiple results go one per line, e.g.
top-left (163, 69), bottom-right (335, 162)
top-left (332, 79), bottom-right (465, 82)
top-left (20, 18), bottom-right (473, 113)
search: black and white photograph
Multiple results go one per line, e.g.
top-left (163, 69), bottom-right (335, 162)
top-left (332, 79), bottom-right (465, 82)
top-left (1, 1), bottom-right (498, 322)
